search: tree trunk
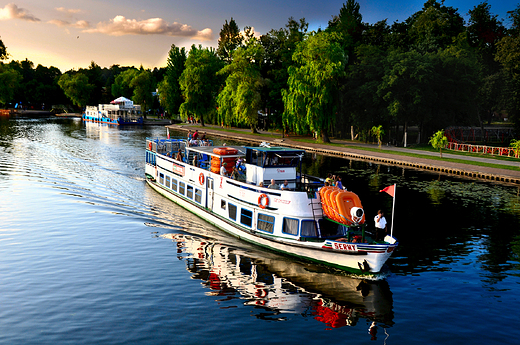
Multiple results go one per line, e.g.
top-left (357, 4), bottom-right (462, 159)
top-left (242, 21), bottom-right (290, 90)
top-left (403, 121), bottom-right (408, 147)
top-left (321, 130), bottom-right (330, 143)
top-left (200, 114), bottom-right (205, 127)
top-left (251, 124), bottom-right (258, 134)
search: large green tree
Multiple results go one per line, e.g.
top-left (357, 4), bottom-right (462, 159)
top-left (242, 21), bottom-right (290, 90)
top-left (282, 31), bottom-right (346, 142)
top-left (58, 72), bottom-right (94, 108)
top-left (179, 45), bottom-right (223, 126)
top-left (217, 39), bottom-right (265, 132)
top-left (0, 63), bottom-right (21, 106)
top-left (0, 37), bottom-right (7, 60)
top-left (216, 18), bottom-right (242, 63)
top-left (259, 17), bottom-right (308, 128)
top-left (130, 68), bottom-right (155, 114)
top-left (158, 44), bottom-right (186, 116)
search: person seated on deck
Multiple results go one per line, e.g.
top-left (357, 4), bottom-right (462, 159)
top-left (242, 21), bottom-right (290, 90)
top-left (220, 162), bottom-right (228, 176)
top-left (192, 130), bottom-right (199, 141)
top-left (268, 179), bottom-right (279, 190)
top-left (281, 180), bottom-right (291, 191)
top-left (192, 154), bottom-right (198, 167)
top-left (258, 181), bottom-right (264, 187)
top-left (176, 149), bottom-right (183, 162)
top-left (231, 166), bottom-right (239, 180)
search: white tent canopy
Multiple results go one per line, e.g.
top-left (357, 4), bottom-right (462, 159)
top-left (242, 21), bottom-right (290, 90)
top-left (110, 96), bottom-right (133, 105)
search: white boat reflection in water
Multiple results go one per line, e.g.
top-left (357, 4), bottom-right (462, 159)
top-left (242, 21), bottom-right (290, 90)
top-left (161, 233), bottom-right (394, 334)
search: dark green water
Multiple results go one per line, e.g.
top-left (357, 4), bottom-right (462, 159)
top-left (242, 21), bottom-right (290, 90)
top-left (1, 117), bottom-right (519, 344)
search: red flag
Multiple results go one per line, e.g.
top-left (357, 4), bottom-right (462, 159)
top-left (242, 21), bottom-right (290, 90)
top-left (380, 184), bottom-right (395, 197)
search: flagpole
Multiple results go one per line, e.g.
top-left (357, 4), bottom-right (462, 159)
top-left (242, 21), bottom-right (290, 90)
top-left (390, 184), bottom-right (396, 238)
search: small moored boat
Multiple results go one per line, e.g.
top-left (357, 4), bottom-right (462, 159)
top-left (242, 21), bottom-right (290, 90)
top-left (145, 136), bottom-right (398, 275)
top-left (83, 96), bottom-right (144, 125)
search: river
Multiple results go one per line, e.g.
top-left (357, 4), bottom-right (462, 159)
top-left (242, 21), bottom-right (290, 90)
top-left (0, 117), bottom-right (519, 344)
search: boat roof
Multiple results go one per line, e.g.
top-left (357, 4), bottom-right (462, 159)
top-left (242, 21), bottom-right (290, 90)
top-left (244, 146), bottom-right (305, 153)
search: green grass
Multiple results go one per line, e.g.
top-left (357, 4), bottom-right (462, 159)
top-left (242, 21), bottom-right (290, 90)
top-left (292, 138), bottom-right (519, 171)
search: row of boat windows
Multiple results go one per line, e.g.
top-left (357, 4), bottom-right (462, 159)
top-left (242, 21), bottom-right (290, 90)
top-left (157, 167), bottom-right (319, 238)
top-left (159, 173), bottom-right (202, 204)
top-left (220, 199), bottom-right (318, 237)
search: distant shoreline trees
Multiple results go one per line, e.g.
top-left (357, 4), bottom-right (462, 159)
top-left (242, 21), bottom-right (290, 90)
top-left (1, 1), bottom-right (519, 144)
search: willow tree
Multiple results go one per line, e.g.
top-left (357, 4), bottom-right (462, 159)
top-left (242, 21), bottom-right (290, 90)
top-left (216, 39), bottom-right (265, 133)
top-left (282, 31), bottom-right (346, 142)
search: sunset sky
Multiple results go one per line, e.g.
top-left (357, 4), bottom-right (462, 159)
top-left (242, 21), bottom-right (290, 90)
top-left (0, 0), bottom-right (515, 72)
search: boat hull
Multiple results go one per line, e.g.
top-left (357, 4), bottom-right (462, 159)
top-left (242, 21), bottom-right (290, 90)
top-left (146, 177), bottom-right (396, 275)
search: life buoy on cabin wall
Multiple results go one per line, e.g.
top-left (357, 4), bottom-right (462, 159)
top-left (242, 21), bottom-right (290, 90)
top-left (199, 172), bottom-right (205, 185)
top-left (258, 194), bottom-right (269, 209)
top-left (148, 142), bottom-right (152, 150)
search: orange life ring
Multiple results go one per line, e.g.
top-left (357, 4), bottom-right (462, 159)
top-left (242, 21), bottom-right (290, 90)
top-left (199, 173), bottom-right (205, 185)
top-left (148, 142), bottom-right (152, 150)
top-left (258, 194), bottom-right (269, 209)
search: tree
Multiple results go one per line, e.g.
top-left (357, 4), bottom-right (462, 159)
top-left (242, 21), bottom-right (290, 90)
top-left (510, 139), bottom-right (520, 158)
top-left (179, 45), bottom-right (223, 126)
top-left (282, 31), bottom-right (346, 142)
top-left (0, 63), bottom-right (21, 106)
top-left (371, 125), bottom-right (385, 149)
top-left (495, 5), bottom-right (520, 132)
top-left (58, 72), bottom-right (94, 108)
top-left (217, 39), bottom-right (265, 132)
top-left (130, 68), bottom-right (155, 115)
top-left (259, 17), bottom-right (308, 128)
top-left (111, 68), bottom-right (139, 99)
top-left (327, 0), bottom-right (364, 59)
top-left (0, 37), bottom-right (7, 60)
top-left (408, 0), bottom-right (465, 53)
top-left (158, 44), bottom-right (186, 116)
top-left (429, 130), bottom-right (448, 158)
top-left (216, 18), bottom-right (242, 63)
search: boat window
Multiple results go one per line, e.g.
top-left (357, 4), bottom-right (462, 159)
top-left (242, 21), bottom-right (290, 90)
top-left (159, 173), bottom-right (164, 185)
top-left (221, 199), bottom-right (226, 210)
top-left (187, 185), bottom-right (194, 199)
top-left (165, 175), bottom-right (170, 189)
top-left (179, 181), bottom-right (185, 195)
top-left (318, 219), bottom-right (342, 237)
top-left (301, 220), bottom-right (318, 237)
top-left (195, 189), bottom-right (202, 203)
top-left (228, 203), bottom-right (237, 221)
top-left (171, 178), bottom-right (178, 192)
top-left (257, 213), bottom-right (275, 233)
top-left (240, 208), bottom-right (253, 228)
top-left (282, 218), bottom-right (299, 236)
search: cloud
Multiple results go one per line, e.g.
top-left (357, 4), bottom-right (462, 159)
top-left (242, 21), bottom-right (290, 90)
top-left (84, 15), bottom-right (213, 40)
top-left (48, 19), bottom-right (90, 29)
top-left (0, 3), bottom-right (40, 22)
top-left (55, 7), bottom-right (82, 14)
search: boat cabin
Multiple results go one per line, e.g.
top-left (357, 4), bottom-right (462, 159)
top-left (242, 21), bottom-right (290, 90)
top-left (244, 146), bottom-right (303, 188)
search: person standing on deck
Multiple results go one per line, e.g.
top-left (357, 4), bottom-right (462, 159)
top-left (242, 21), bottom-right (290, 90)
top-left (374, 210), bottom-right (387, 241)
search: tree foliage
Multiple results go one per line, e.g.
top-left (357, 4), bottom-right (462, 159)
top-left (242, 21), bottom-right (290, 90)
top-left (179, 45), bottom-right (223, 126)
top-left (58, 72), bottom-right (94, 108)
top-left (158, 44), bottom-right (186, 116)
top-left (0, 63), bottom-right (21, 106)
top-left (283, 31), bottom-right (346, 142)
top-left (217, 18), bottom-right (242, 63)
top-left (429, 130), bottom-right (449, 157)
top-left (217, 39), bottom-right (265, 132)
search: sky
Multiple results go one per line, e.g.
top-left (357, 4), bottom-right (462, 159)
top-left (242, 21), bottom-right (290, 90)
top-left (0, 0), bottom-right (516, 72)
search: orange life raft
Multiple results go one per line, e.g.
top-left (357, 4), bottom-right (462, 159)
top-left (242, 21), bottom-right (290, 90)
top-left (320, 187), bottom-right (365, 225)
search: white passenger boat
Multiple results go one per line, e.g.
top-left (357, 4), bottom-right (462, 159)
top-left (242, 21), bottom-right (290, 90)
top-left (83, 96), bottom-right (143, 125)
top-left (145, 137), bottom-right (398, 274)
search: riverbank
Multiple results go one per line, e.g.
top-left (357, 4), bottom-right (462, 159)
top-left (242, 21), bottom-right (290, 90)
top-left (167, 123), bottom-right (520, 185)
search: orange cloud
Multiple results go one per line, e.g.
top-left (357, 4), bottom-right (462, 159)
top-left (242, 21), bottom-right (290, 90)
top-left (0, 3), bottom-right (40, 22)
top-left (84, 15), bottom-right (213, 40)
